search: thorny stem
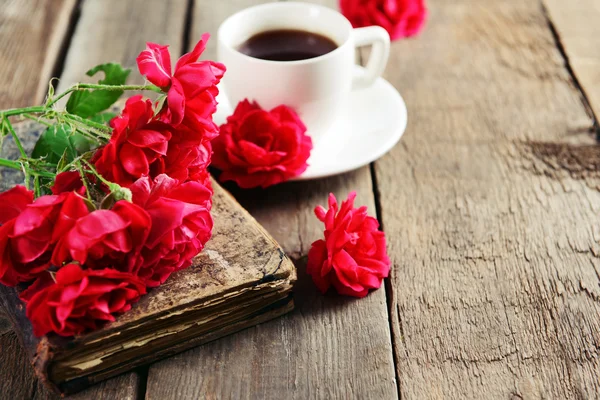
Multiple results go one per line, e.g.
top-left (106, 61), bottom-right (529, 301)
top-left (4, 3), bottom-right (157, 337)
top-left (0, 82), bottom-right (164, 197)
top-left (62, 113), bottom-right (111, 133)
top-left (33, 175), bottom-right (41, 198)
top-left (3, 116), bottom-right (27, 158)
top-left (22, 113), bottom-right (52, 127)
top-left (0, 158), bottom-right (55, 178)
top-left (77, 162), bottom-right (93, 202)
top-left (48, 83), bottom-right (162, 107)
top-left (1, 106), bottom-right (45, 117)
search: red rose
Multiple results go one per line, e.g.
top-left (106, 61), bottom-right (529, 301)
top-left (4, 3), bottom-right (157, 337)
top-left (51, 171), bottom-right (84, 194)
top-left (136, 33), bottom-right (225, 136)
top-left (164, 138), bottom-right (212, 186)
top-left (0, 192), bottom-right (89, 286)
top-left (212, 100), bottom-right (313, 188)
top-left (94, 95), bottom-right (173, 187)
top-left (130, 174), bottom-right (212, 287)
top-left (0, 185), bottom-right (33, 224)
top-left (307, 192), bottom-right (390, 298)
top-left (20, 264), bottom-right (146, 337)
top-left (340, 0), bottom-right (427, 40)
top-left (52, 201), bottom-right (151, 274)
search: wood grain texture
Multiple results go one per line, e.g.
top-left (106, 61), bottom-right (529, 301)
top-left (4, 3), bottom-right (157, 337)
top-left (34, 372), bottom-right (140, 400)
top-left (0, 0), bottom-right (77, 108)
top-left (544, 0), bottom-right (600, 126)
top-left (57, 0), bottom-right (187, 90)
top-left (0, 330), bottom-right (38, 399)
top-left (375, 0), bottom-right (600, 398)
top-left (145, 1), bottom-right (397, 399)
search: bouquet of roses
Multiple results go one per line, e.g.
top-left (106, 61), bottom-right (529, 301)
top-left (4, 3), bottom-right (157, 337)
top-left (0, 34), bottom-right (225, 337)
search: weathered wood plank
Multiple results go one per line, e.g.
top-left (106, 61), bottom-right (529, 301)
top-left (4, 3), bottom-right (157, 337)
top-left (544, 0), bottom-right (600, 126)
top-left (0, 330), bottom-right (37, 399)
top-left (145, 1), bottom-right (397, 399)
top-left (57, 0), bottom-right (187, 90)
top-left (375, 0), bottom-right (600, 398)
top-left (32, 367), bottom-right (140, 400)
top-left (0, 0), bottom-right (77, 108)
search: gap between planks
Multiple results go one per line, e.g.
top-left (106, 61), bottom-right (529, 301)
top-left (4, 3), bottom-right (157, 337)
top-left (541, 1), bottom-right (600, 138)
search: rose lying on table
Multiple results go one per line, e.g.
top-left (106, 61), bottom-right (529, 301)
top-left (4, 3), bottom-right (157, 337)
top-left (340, 0), bottom-right (427, 40)
top-left (0, 34), bottom-right (222, 337)
top-left (308, 192), bottom-right (391, 298)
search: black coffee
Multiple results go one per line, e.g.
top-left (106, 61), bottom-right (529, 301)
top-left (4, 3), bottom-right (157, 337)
top-left (238, 29), bottom-right (338, 61)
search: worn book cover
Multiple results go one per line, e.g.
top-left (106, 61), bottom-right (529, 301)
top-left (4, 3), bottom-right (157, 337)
top-left (0, 122), bottom-right (296, 395)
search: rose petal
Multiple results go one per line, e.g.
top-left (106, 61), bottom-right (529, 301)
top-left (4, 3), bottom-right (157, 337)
top-left (136, 43), bottom-right (173, 89)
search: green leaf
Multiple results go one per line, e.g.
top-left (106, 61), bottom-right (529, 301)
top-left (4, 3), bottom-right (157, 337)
top-left (66, 63), bottom-right (131, 118)
top-left (89, 112), bottom-right (117, 125)
top-left (31, 124), bottom-right (94, 167)
top-left (69, 133), bottom-right (93, 155)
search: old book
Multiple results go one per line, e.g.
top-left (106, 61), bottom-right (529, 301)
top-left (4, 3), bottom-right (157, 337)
top-left (0, 124), bottom-right (296, 395)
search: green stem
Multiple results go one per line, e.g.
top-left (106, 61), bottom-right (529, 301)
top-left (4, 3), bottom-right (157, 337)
top-left (81, 160), bottom-right (111, 186)
top-left (31, 171), bottom-right (56, 179)
top-left (78, 83), bottom-right (162, 92)
top-left (33, 175), bottom-right (41, 198)
top-left (0, 158), bottom-right (21, 170)
top-left (62, 113), bottom-right (111, 132)
top-left (48, 83), bottom-right (162, 107)
top-left (23, 113), bottom-right (53, 127)
top-left (0, 158), bottom-right (56, 179)
top-left (60, 114), bottom-right (112, 142)
top-left (1, 106), bottom-right (45, 117)
top-left (76, 162), bottom-right (93, 202)
top-left (3, 116), bottom-right (27, 158)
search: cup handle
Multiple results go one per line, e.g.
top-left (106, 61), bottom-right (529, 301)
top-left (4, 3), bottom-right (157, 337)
top-left (351, 26), bottom-right (390, 90)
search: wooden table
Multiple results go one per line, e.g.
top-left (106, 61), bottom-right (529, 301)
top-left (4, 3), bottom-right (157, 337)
top-left (1, 0), bottom-right (599, 398)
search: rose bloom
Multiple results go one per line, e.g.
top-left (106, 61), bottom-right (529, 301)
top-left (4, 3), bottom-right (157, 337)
top-left (0, 190), bottom-right (89, 286)
top-left (52, 200), bottom-right (151, 274)
top-left (130, 174), bottom-right (213, 287)
top-left (340, 0), bottom-right (427, 40)
top-left (307, 191), bottom-right (390, 298)
top-left (0, 185), bottom-right (33, 224)
top-left (51, 171), bottom-right (84, 194)
top-left (212, 100), bottom-right (313, 188)
top-left (136, 33), bottom-right (225, 137)
top-left (94, 95), bottom-right (173, 187)
top-left (163, 132), bottom-right (213, 187)
top-left (20, 264), bottom-right (146, 337)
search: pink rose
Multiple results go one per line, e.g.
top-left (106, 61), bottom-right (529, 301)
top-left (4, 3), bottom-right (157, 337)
top-left (307, 191), bottom-right (390, 297)
top-left (212, 100), bottom-right (312, 188)
top-left (340, 0), bottom-right (427, 40)
top-left (136, 34), bottom-right (225, 136)
top-left (0, 185), bottom-right (33, 224)
top-left (0, 191), bottom-right (90, 286)
top-left (51, 171), bottom-right (84, 194)
top-left (94, 95), bottom-right (173, 187)
top-left (164, 131), bottom-right (213, 186)
top-left (130, 174), bottom-right (213, 287)
top-left (20, 264), bottom-right (146, 337)
top-left (52, 201), bottom-right (151, 274)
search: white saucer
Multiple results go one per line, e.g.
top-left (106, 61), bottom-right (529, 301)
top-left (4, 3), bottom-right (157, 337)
top-left (213, 66), bottom-right (407, 180)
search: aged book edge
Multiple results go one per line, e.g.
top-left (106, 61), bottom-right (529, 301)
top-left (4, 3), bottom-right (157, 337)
top-left (0, 185), bottom-right (297, 396)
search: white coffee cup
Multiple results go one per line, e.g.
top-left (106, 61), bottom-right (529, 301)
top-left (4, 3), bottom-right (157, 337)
top-left (217, 2), bottom-right (390, 142)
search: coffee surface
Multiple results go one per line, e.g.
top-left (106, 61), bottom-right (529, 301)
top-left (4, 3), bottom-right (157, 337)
top-left (238, 29), bottom-right (338, 61)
